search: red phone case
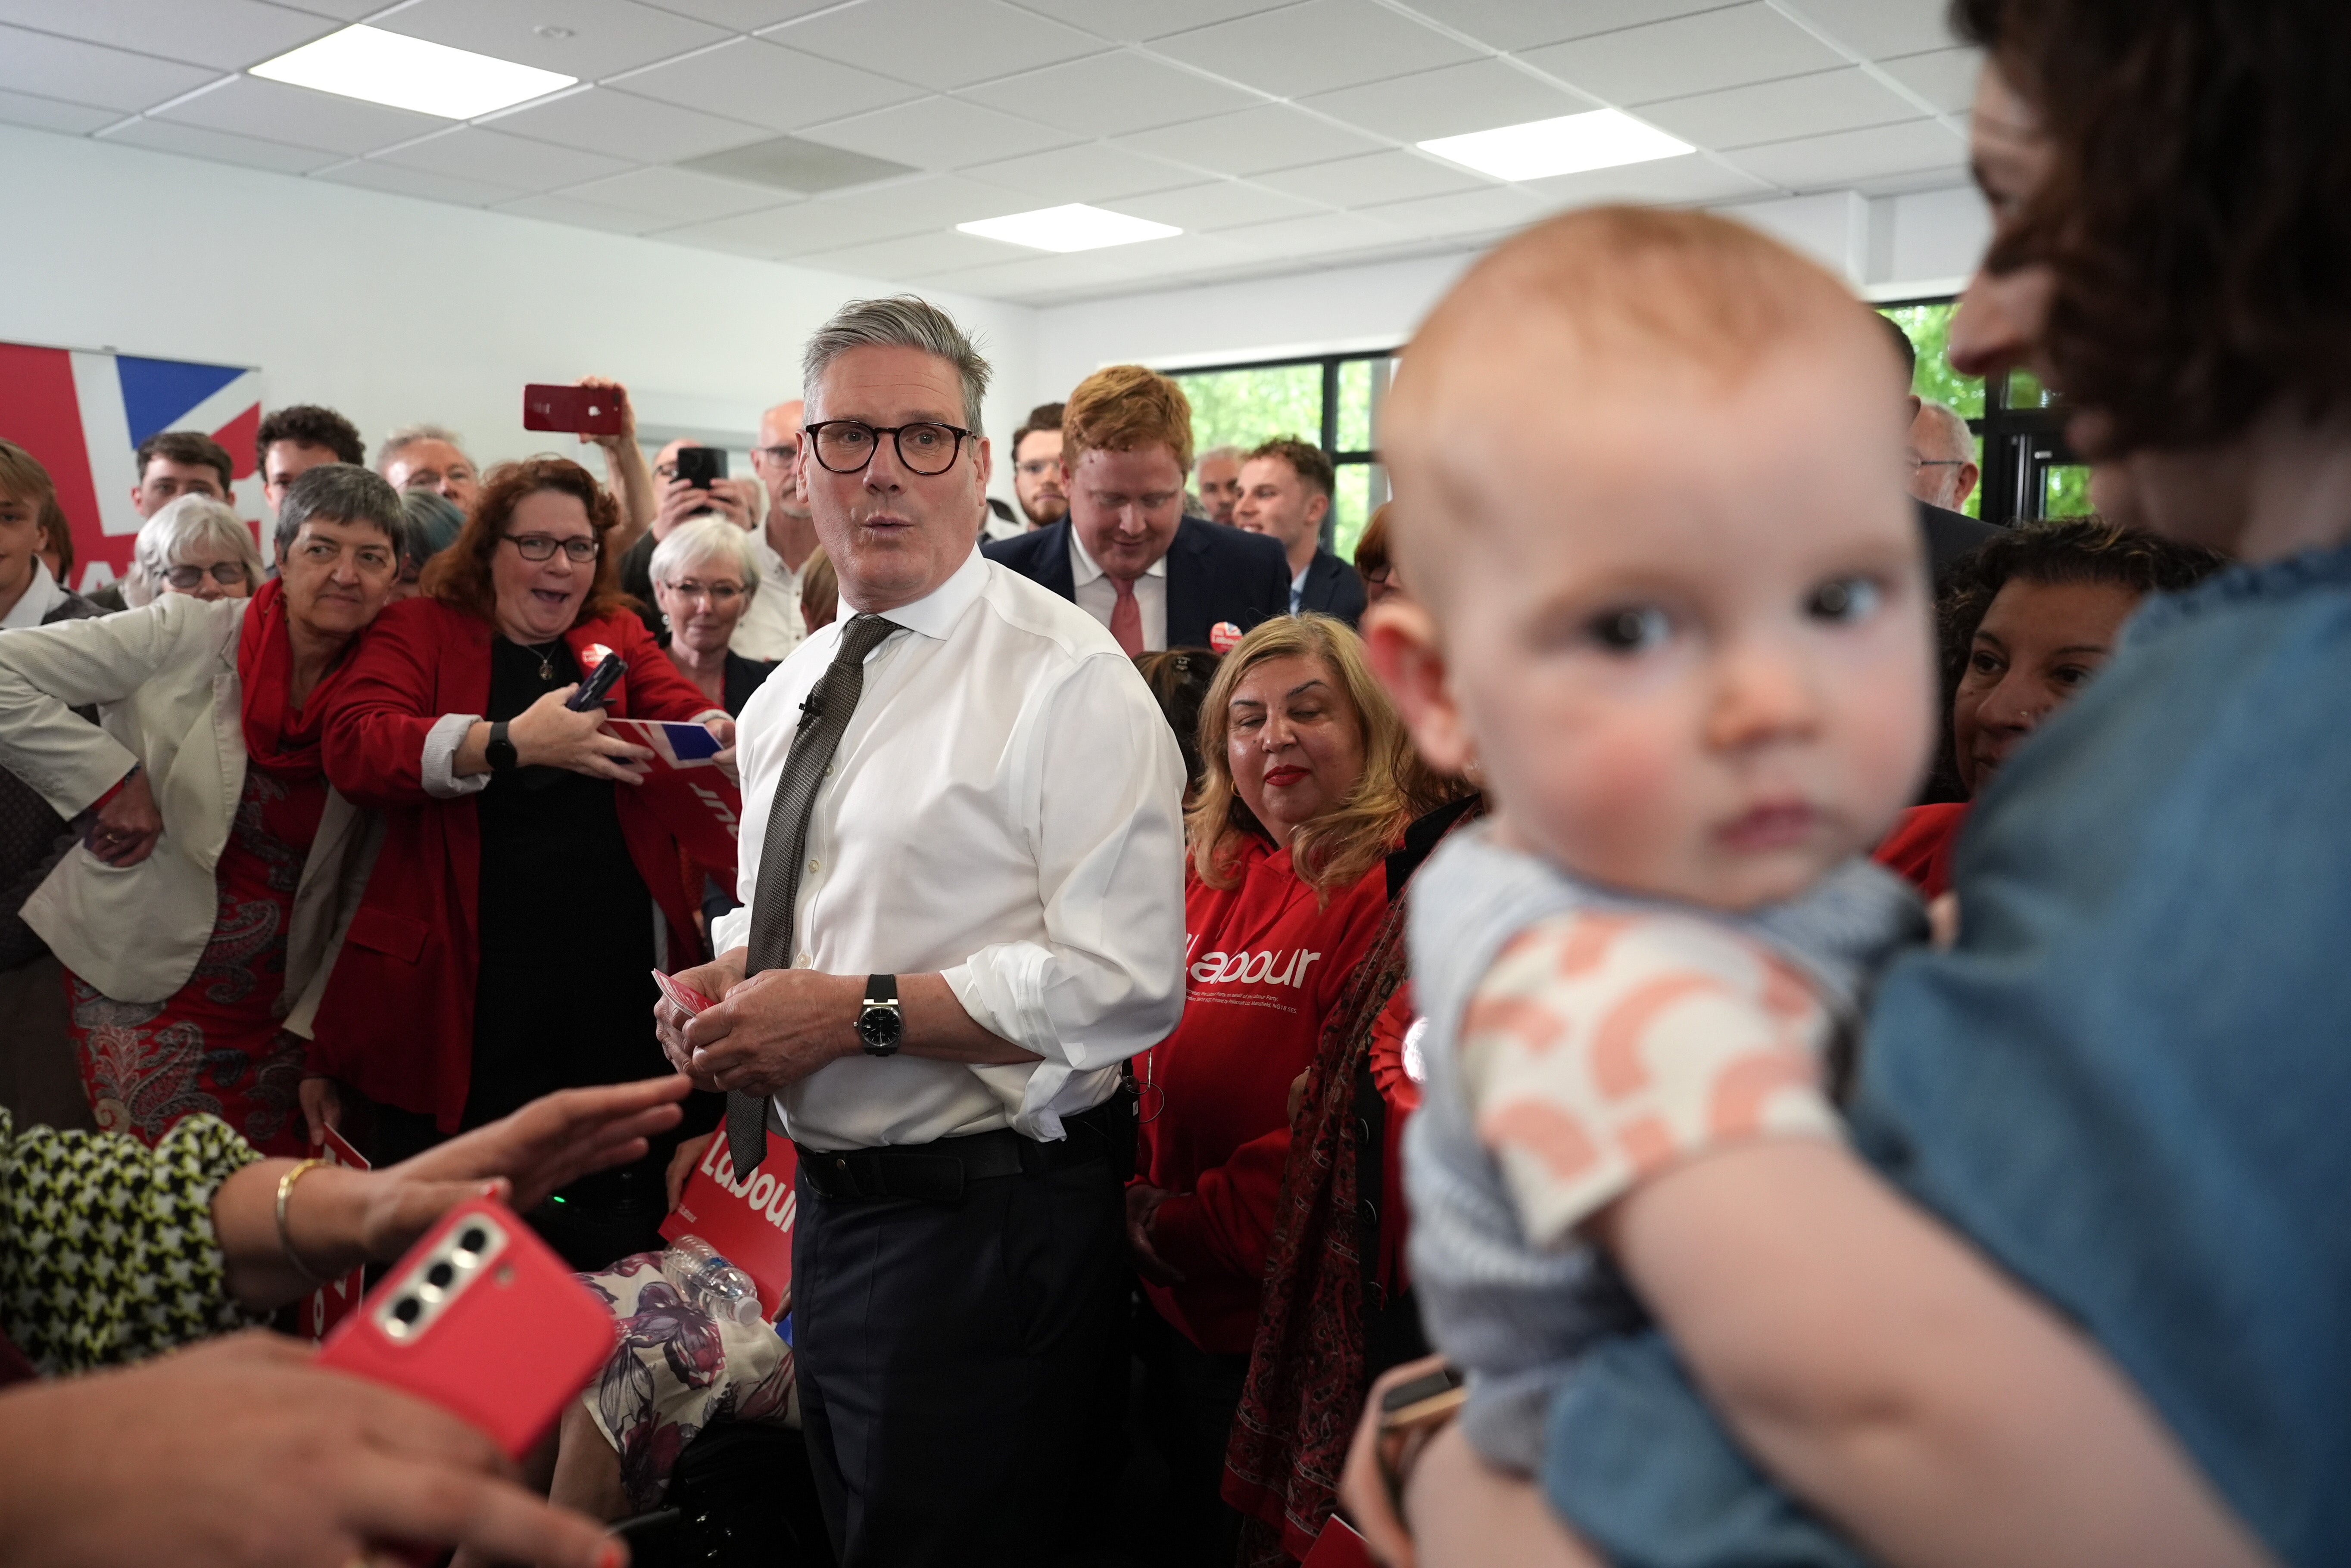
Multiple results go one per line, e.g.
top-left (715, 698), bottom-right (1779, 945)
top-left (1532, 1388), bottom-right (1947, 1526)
top-left (523, 383), bottom-right (625, 436)
top-left (318, 1198), bottom-right (616, 1462)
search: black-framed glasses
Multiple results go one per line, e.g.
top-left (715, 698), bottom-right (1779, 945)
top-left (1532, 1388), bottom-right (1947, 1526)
top-left (804, 420), bottom-right (973, 477)
top-left (164, 562), bottom-right (251, 589)
top-left (501, 533), bottom-right (599, 563)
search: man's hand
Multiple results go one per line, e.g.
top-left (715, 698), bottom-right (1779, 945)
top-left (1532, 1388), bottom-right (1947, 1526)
top-left (680, 968), bottom-right (862, 1100)
top-left (85, 768), bottom-right (162, 866)
top-left (574, 375), bottom-right (636, 453)
top-left (298, 1076), bottom-right (342, 1148)
top-left (704, 716), bottom-right (739, 787)
top-left (656, 476), bottom-right (753, 537)
top-left (655, 952), bottom-right (748, 1078)
top-left (1125, 1182), bottom-right (1184, 1285)
top-left (0, 1333), bottom-right (624, 1568)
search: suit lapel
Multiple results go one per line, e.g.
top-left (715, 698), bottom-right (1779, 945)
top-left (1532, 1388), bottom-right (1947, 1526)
top-left (1164, 520), bottom-right (1208, 649)
top-left (1042, 520), bottom-right (1078, 600)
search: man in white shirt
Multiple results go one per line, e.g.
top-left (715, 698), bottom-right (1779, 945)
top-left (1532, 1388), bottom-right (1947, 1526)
top-left (656, 299), bottom-right (1186, 1567)
top-left (738, 398), bottom-right (817, 662)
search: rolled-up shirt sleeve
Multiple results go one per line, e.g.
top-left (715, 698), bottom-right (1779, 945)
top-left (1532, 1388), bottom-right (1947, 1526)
top-left (419, 712), bottom-right (488, 799)
top-left (943, 651), bottom-right (1187, 1075)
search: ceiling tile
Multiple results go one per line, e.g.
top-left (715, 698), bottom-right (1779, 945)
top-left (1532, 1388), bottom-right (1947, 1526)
top-left (814, 173), bottom-right (1038, 228)
top-left (153, 75), bottom-right (448, 156)
top-left (0, 25), bottom-right (220, 113)
top-left (918, 246), bottom-right (1144, 297)
top-left (1722, 117), bottom-right (1965, 188)
top-left (652, 201), bottom-right (843, 255)
top-left (961, 141), bottom-right (1199, 202)
top-left (1781, 0), bottom-right (1958, 59)
top-left (1517, 150), bottom-right (1771, 205)
top-left (611, 38), bottom-right (923, 131)
top-left (1299, 58), bottom-right (1599, 143)
top-left (770, 0), bottom-right (1107, 93)
top-left (796, 227), bottom-right (1022, 280)
top-left (558, 164), bottom-right (789, 220)
top-left (664, 0), bottom-right (835, 24)
top-left (0, 88), bottom-right (119, 134)
top-left (494, 190), bottom-right (670, 233)
top-left (1877, 47), bottom-right (1980, 115)
top-left (801, 94), bottom-right (1074, 169)
top-left (372, 125), bottom-right (633, 188)
top-left (1397, 0), bottom-right (1733, 53)
top-left (315, 159), bottom-right (528, 205)
top-left (1009, 0), bottom-right (1272, 44)
top-left (1103, 178), bottom-right (1323, 231)
top-left (956, 49), bottom-right (1261, 138)
top-left (1254, 149), bottom-right (1485, 208)
top-left (0, 0), bottom-right (332, 71)
top-left (1522, 3), bottom-right (1844, 106)
top-left (1356, 184), bottom-right (1549, 239)
top-left (1218, 207), bottom-right (1411, 261)
top-left (380, 0), bottom-right (730, 81)
top-left (273, 0), bottom-right (386, 15)
top-left (98, 115), bottom-right (342, 174)
top-left (485, 86), bottom-right (769, 161)
top-left (1638, 68), bottom-right (1922, 149)
top-left (1152, 0), bottom-right (1480, 99)
top-left (1113, 104), bottom-right (1385, 178)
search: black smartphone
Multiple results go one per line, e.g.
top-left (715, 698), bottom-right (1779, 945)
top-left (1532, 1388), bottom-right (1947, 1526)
top-left (1377, 1364), bottom-right (1466, 1426)
top-left (673, 446), bottom-right (726, 490)
top-left (566, 652), bottom-right (627, 712)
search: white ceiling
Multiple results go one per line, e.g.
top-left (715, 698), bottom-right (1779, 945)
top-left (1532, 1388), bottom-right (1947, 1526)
top-left (0, 0), bottom-right (1978, 305)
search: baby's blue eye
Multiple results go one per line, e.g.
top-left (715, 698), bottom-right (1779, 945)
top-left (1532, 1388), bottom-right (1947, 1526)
top-left (1807, 576), bottom-right (1881, 623)
top-left (1587, 604), bottom-right (1670, 653)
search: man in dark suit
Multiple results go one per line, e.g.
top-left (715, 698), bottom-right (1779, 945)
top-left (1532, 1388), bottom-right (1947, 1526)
top-left (985, 365), bottom-right (1288, 652)
top-left (1233, 437), bottom-right (1367, 627)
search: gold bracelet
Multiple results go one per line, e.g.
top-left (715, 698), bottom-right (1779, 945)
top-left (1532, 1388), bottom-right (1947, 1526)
top-left (274, 1157), bottom-right (331, 1287)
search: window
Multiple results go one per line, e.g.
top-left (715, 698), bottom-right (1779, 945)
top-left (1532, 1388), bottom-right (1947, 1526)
top-left (1168, 349), bottom-right (1400, 563)
top-left (1879, 299), bottom-right (2087, 528)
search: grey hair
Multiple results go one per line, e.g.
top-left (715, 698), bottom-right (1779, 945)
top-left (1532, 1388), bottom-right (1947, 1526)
top-left (274, 463), bottom-right (411, 563)
top-left (1913, 399), bottom-right (1977, 463)
top-left (126, 495), bottom-right (265, 607)
top-left (802, 295), bottom-right (991, 435)
top-left (378, 423), bottom-right (473, 475)
top-left (650, 516), bottom-right (762, 597)
top-left (1197, 444), bottom-right (1243, 467)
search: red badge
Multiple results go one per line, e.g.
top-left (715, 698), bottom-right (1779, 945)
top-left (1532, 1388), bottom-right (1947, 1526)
top-left (1209, 621), bottom-right (1243, 653)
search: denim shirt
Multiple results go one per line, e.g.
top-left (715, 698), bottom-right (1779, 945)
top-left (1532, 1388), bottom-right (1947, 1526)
top-left (1544, 543), bottom-right (2351, 1568)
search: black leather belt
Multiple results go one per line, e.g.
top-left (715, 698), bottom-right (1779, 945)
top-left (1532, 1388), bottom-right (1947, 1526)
top-left (793, 1097), bottom-right (1130, 1206)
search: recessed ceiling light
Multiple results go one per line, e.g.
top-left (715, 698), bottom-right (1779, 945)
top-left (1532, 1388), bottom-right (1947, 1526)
top-left (249, 25), bottom-right (575, 120)
top-left (957, 204), bottom-right (1182, 253)
top-left (1419, 109), bottom-right (1694, 182)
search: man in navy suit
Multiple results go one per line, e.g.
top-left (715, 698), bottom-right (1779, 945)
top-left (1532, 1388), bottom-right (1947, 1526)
top-left (984, 365), bottom-right (1289, 652)
top-left (1234, 437), bottom-right (1367, 627)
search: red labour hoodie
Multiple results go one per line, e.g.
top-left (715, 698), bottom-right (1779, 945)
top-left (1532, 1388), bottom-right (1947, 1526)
top-left (1138, 833), bottom-right (1389, 1354)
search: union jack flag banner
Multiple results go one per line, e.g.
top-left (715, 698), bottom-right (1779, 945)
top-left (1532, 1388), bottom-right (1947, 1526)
top-left (0, 339), bottom-right (264, 595)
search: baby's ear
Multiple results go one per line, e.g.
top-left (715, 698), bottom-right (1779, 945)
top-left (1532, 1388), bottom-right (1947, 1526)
top-left (1363, 599), bottom-right (1475, 778)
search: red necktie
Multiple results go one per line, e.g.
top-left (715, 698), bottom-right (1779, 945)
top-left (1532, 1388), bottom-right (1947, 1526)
top-left (1110, 574), bottom-right (1144, 656)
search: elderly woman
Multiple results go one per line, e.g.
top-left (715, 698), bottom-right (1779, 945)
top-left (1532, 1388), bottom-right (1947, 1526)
top-left (119, 494), bottom-right (263, 607)
top-left (316, 456), bottom-right (727, 1269)
top-left (1126, 613), bottom-right (1445, 1561)
top-left (0, 466), bottom-right (405, 1156)
top-left (650, 515), bottom-right (776, 715)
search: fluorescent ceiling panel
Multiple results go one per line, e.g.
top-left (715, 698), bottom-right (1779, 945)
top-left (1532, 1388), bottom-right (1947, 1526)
top-left (957, 203), bottom-right (1180, 253)
top-left (249, 25), bottom-right (574, 120)
top-left (1419, 109), bottom-right (1693, 182)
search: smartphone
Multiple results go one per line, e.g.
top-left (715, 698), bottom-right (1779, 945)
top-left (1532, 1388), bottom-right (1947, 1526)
top-left (318, 1199), bottom-right (616, 1462)
top-left (673, 446), bottom-right (727, 490)
top-left (522, 383), bottom-right (625, 436)
top-left (1376, 1364), bottom-right (1467, 1430)
top-left (566, 651), bottom-right (627, 712)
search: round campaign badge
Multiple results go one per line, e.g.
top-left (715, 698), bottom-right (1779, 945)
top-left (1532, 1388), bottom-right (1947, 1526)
top-left (1209, 621), bottom-right (1243, 653)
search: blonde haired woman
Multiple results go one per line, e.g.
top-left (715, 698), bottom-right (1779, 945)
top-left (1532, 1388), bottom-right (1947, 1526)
top-left (1126, 612), bottom-right (1444, 1559)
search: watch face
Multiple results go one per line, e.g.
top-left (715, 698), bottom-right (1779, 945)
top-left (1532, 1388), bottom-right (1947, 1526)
top-left (857, 1007), bottom-right (901, 1052)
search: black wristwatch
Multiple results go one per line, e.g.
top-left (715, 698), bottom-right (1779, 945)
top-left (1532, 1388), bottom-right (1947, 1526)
top-left (855, 973), bottom-right (902, 1057)
top-left (485, 720), bottom-right (519, 773)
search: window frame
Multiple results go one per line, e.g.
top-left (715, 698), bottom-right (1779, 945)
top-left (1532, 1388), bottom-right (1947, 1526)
top-left (1879, 293), bottom-right (2082, 528)
top-left (1164, 346), bottom-right (1402, 554)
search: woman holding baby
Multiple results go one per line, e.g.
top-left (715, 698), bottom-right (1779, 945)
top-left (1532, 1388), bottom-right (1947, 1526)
top-left (1344, 2), bottom-right (2346, 1565)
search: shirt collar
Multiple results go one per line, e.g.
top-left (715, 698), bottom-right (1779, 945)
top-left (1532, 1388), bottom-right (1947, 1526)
top-left (870, 542), bottom-right (988, 641)
top-left (1068, 527), bottom-right (1167, 588)
top-left (0, 566), bottom-right (67, 630)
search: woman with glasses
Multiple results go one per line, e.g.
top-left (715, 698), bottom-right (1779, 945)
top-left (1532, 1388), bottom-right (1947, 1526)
top-left (315, 457), bottom-right (728, 1269)
top-left (649, 516), bottom-right (774, 716)
top-left (120, 495), bottom-right (262, 607)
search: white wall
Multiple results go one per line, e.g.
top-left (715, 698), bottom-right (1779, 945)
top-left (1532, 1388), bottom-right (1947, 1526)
top-left (1024, 185), bottom-right (1990, 401)
top-left (0, 122), bottom-right (1035, 521)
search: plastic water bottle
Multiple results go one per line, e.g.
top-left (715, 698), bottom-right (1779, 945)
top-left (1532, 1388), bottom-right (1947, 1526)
top-left (661, 1235), bottom-right (763, 1326)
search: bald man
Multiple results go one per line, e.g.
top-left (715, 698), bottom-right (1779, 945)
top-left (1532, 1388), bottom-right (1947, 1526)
top-left (737, 398), bottom-right (817, 661)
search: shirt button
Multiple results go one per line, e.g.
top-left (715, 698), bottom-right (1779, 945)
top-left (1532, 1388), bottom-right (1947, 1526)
top-left (807, 858), bottom-right (820, 874)
top-left (824, 763), bottom-right (834, 778)
top-left (797, 952), bottom-right (812, 967)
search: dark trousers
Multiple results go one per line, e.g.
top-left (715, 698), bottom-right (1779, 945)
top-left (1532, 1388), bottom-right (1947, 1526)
top-left (794, 1144), bottom-right (1128, 1567)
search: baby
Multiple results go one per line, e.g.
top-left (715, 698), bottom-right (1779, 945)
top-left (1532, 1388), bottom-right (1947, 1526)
top-left (1364, 206), bottom-right (1937, 1473)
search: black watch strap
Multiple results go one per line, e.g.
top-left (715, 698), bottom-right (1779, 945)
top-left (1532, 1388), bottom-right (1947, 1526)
top-left (486, 720), bottom-right (518, 772)
top-left (857, 973), bottom-right (901, 1057)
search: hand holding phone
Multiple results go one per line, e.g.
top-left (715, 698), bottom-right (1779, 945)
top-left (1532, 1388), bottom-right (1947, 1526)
top-left (523, 383), bottom-right (626, 437)
top-left (566, 652), bottom-right (627, 712)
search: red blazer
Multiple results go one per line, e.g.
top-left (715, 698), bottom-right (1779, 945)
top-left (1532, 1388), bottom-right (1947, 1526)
top-left (312, 597), bottom-right (720, 1130)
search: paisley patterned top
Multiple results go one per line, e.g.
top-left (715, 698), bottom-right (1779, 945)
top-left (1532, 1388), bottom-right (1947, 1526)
top-left (0, 1108), bottom-right (262, 1374)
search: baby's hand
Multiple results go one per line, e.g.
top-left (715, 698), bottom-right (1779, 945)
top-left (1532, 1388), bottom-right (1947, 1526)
top-left (1927, 892), bottom-right (1960, 949)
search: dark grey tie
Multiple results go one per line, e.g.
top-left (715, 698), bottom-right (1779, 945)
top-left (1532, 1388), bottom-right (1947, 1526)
top-left (724, 613), bottom-right (896, 1180)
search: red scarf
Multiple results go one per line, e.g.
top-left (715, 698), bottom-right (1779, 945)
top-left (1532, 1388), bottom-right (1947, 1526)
top-left (237, 577), bottom-right (355, 775)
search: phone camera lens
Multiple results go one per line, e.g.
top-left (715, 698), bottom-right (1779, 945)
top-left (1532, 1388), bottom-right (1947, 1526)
top-left (457, 1226), bottom-right (488, 1255)
top-left (426, 1261), bottom-right (455, 1290)
top-left (393, 1297), bottom-right (422, 1326)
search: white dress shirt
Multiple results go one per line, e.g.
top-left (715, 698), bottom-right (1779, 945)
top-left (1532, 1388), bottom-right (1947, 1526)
top-left (1069, 530), bottom-right (1168, 653)
top-left (730, 526), bottom-right (809, 663)
top-left (1288, 563), bottom-right (1310, 615)
top-left (0, 567), bottom-right (69, 630)
top-left (712, 546), bottom-right (1188, 1151)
